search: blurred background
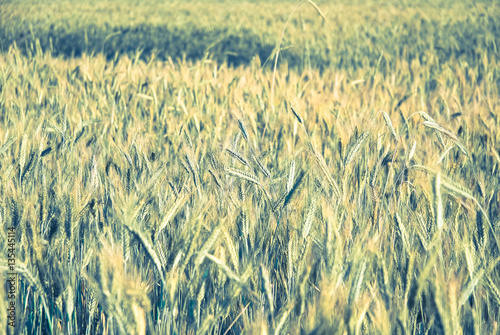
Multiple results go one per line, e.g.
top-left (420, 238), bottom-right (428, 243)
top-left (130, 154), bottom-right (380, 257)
top-left (1, 0), bottom-right (499, 76)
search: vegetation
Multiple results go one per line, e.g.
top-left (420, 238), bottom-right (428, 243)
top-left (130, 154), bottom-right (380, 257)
top-left (1, 0), bottom-right (499, 72)
top-left (0, 0), bottom-right (499, 334)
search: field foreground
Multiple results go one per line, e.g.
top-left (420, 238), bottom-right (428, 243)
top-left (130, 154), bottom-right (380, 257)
top-left (1, 1), bottom-right (500, 334)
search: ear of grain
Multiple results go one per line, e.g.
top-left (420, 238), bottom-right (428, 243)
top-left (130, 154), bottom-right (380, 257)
top-left (475, 210), bottom-right (484, 249)
top-left (274, 302), bottom-right (293, 335)
top-left (225, 167), bottom-right (272, 202)
top-left (309, 143), bottom-right (340, 198)
top-left (434, 171), bottom-right (444, 232)
top-left (196, 225), bottom-right (222, 267)
top-left (422, 121), bottom-right (469, 157)
top-left (225, 167), bottom-right (259, 185)
top-left (371, 145), bottom-right (390, 188)
top-left (344, 132), bottom-right (369, 167)
top-left (283, 170), bottom-right (305, 209)
top-left (302, 197), bottom-right (317, 241)
top-left (223, 227), bottom-right (239, 273)
top-left (348, 260), bottom-right (366, 305)
top-left (290, 104), bottom-right (304, 125)
top-left (155, 193), bottom-right (188, 240)
top-left (382, 111), bottom-right (399, 141)
top-left (261, 264), bottom-right (274, 314)
top-left (396, 213), bottom-right (411, 253)
top-left (205, 253), bottom-right (242, 285)
top-left (419, 111), bottom-right (436, 123)
top-left (226, 148), bottom-right (248, 166)
top-left (238, 119), bottom-right (249, 141)
top-left (252, 154), bottom-right (271, 179)
top-left (127, 223), bottom-right (165, 284)
top-left (0, 136), bottom-right (15, 157)
top-left (287, 159), bottom-right (296, 193)
top-left (416, 165), bottom-right (500, 250)
top-left (287, 237), bottom-right (294, 294)
top-left (19, 134), bottom-right (28, 181)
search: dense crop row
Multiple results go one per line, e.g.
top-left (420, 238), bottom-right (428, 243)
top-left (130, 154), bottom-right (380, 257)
top-left (1, 1), bottom-right (499, 74)
top-left (0, 0), bottom-right (500, 334)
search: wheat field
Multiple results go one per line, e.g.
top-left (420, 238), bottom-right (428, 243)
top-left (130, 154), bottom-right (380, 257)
top-left (0, 0), bottom-right (500, 334)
